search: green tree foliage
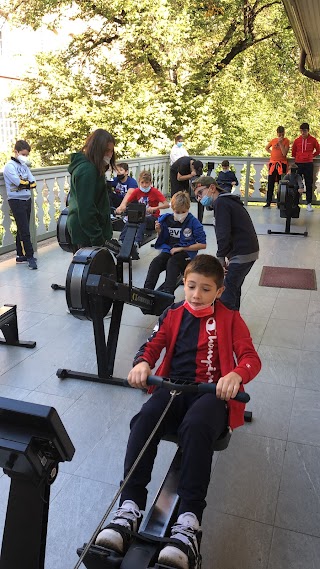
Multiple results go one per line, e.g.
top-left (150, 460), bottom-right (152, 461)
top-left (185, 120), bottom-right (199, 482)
top-left (3, 0), bottom-right (320, 163)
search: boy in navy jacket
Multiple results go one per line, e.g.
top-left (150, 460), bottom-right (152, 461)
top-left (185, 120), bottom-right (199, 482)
top-left (144, 191), bottom-right (206, 294)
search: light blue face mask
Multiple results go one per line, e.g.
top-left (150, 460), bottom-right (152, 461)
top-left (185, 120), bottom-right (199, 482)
top-left (140, 186), bottom-right (151, 193)
top-left (200, 195), bottom-right (213, 207)
top-left (177, 141), bottom-right (184, 147)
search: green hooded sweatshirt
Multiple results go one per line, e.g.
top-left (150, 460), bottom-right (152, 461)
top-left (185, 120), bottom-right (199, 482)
top-left (67, 152), bottom-right (112, 246)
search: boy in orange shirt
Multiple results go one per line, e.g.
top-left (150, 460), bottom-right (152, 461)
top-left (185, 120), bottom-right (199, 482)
top-left (264, 126), bottom-right (290, 208)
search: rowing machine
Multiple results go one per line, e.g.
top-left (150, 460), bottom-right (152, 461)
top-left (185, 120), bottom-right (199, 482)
top-left (267, 180), bottom-right (308, 237)
top-left (75, 376), bottom-right (250, 569)
top-left (56, 205), bottom-right (174, 385)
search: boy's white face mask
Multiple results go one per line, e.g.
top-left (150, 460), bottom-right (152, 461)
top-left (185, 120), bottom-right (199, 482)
top-left (173, 212), bottom-right (188, 223)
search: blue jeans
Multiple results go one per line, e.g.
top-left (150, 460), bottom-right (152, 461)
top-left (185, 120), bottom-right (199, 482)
top-left (220, 261), bottom-right (255, 311)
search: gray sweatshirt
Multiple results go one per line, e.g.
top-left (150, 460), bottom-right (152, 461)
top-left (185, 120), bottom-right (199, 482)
top-left (3, 157), bottom-right (35, 200)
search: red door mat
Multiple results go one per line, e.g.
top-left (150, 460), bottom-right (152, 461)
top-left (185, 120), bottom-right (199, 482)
top-left (259, 266), bottom-right (317, 290)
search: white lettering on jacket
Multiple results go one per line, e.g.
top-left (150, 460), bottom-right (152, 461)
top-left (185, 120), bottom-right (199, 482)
top-left (201, 317), bottom-right (217, 382)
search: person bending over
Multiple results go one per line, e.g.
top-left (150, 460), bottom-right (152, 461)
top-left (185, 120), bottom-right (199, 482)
top-left (67, 128), bottom-right (115, 251)
top-left (116, 170), bottom-right (169, 247)
top-left (3, 140), bottom-right (38, 270)
top-left (170, 156), bottom-right (203, 197)
top-left (144, 191), bottom-right (206, 295)
top-left (95, 254), bottom-right (261, 569)
top-left (194, 176), bottom-right (259, 311)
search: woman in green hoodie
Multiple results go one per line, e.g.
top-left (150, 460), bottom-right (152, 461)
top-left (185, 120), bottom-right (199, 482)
top-left (67, 129), bottom-right (115, 249)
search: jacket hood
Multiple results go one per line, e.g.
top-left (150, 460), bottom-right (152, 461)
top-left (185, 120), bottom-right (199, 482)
top-left (68, 152), bottom-right (90, 174)
top-left (217, 192), bottom-right (243, 204)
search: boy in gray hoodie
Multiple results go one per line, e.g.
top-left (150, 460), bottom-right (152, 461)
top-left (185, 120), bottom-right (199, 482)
top-left (3, 140), bottom-right (37, 269)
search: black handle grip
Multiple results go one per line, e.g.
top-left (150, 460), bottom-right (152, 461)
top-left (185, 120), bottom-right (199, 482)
top-left (145, 375), bottom-right (250, 403)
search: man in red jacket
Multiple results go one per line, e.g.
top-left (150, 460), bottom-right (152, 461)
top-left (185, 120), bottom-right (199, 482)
top-left (95, 255), bottom-right (261, 569)
top-left (292, 122), bottom-right (320, 212)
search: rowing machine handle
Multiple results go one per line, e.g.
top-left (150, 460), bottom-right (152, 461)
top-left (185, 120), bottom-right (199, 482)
top-left (146, 375), bottom-right (250, 403)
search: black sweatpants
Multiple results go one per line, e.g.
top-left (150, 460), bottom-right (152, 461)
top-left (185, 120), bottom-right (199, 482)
top-left (144, 251), bottom-right (191, 294)
top-left (266, 162), bottom-right (287, 205)
top-left (296, 162), bottom-right (314, 204)
top-left (8, 198), bottom-right (33, 258)
top-left (120, 387), bottom-right (227, 522)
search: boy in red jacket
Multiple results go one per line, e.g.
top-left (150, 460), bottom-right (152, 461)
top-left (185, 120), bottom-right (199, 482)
top-left (292, 122), bottom-right (320, 212)
top-left (116, 169), bottom-right (169, 246)
top-left (96, 255), bottom-right (261, 569)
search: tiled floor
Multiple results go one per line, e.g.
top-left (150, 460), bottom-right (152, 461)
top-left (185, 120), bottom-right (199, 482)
top-left (1, 204), bottom-right (320, 568)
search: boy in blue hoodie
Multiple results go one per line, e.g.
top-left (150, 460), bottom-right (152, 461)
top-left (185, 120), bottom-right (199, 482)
top-left (144, 191), bottom-right (206, 294)
top-left (3, 140), bottom-right (37, 269)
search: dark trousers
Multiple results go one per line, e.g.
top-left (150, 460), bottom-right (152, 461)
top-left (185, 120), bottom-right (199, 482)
top-left (120, 388), bottom-right (227, 522)
top-left (220, 261), bottom-right (255, 311)
top-left (296, 162), bottom-right (314, 204)
top-left (120, 215), bottom-right (157, 244)
top-left (266, 163), bottom-right (287, 205)
top-left (170, 171), bottom-right (190, 197)
top-left (144, 251), bottom-right (190, 294)
top-left (8, 198), bottom-right (33, 258)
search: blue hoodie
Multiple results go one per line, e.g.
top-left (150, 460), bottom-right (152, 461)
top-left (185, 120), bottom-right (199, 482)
top-left (155, 212), bottom-right (206, 259)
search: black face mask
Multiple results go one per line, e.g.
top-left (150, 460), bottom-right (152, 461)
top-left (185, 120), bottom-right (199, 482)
top-left (118, 174), bottom-right (126, 180)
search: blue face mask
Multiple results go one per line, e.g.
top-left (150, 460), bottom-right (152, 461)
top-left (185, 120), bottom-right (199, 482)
top-left (177, 141), bottom-right (183, 147)
top-left (140, 186), bottom-right (151, 193)
top-left (200, 195), bottom-right (213, 207)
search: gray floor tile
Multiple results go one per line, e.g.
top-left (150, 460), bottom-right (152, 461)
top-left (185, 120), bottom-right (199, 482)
top-left (240, 294), bottom-right (276, 318)
top-left (45, 475), bottom-right (118, 569)
top-left (297, 350), bottom-right (320, 391)
top-left (206, 432), bottom-right (286, 524)
top-left (257, 345), bottom-right (299, 387)
top-left (268, 527), bottom-right (320, 569)
top-left (239, 313), bottom-right (269, 343)
top-left (302, 322), bottom-right (320, 351)
top-left (201, 511), bottom-right (273, 569)
top-left (0, 384), bottom-right (30, 399)
top-left (270, 297), bottom-right (309, 322)
top-left (275, 442), bottom-right (320, 537)
top-left (260, 318), bottom-right (305, 349)
top-left (245, 381), bottom-right (295, 440)
top-left (288, 388), bottom-right (320, 446)
top-left (307, 300), bottom-right (320, 324)
top-left (23, 390), bottom-right (76, 417)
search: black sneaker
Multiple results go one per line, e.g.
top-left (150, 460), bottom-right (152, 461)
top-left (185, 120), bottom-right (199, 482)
top-left (16, 256), bottom-right (28, 264)
top-left (158, 512), bottom-right (201, 569)
top-left (95, 500), bottom-right (142, 554)
top-left (131, 244), bottom-right (140, 260)
top-left (263, 203), bottom-right (271, 208)
top-left (27, 257), bottom-right (38, 270)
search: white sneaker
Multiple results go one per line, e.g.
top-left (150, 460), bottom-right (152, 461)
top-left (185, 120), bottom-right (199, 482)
top-left (307, 203), bottom-right (314, 212)
top-left (95, 500), bottom-right (141, 554)
top-left (158, 512), bottom-right (201, 569)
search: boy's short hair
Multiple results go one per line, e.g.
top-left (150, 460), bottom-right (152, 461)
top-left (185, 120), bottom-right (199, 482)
top-left (277, 126), bottom-right (285, 134)
top-left (300, 122), bottom-right (309, 130)
top-left (171, 191), bottom-right (190, 211)
top-left (184, 255), bottom-right (224, 288)
top-left (221, 160), bottom-right (229, 167)
top-left (116, 162), bottom-right (129, 171)
top-left (14, 140), bottom-right (31, 153)
top-left (139, 170), bottom-right (152, 183)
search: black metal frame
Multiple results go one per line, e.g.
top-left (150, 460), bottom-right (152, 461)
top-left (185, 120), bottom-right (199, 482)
top-left (268, 181), bottom-right (308, 237)
top-left (0, 304), bottom-right (36, 349)
top-left (0, 397), bottom-right (74, 569)
top-left (57, 205), bottom-right (174, 385)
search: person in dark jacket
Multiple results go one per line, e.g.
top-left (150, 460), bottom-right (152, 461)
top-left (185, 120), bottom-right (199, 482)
top-left (216, 160), bottom-right (239, 192)
top-left (67, 129), bottom-right (115, 249)
top-left (144, 191), bottom-right (206, 294)
top-left (194, 176), bottom-right (259, 310)
top-left (170, 156), bottom-right (203, 197)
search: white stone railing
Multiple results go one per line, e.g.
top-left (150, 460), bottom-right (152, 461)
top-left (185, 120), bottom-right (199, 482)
top-left (1, 154), bottom-right (320, 254)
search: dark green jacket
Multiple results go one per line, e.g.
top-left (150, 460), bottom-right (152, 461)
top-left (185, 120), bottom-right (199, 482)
top-left (67, 152), bottom-right (112, 246)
